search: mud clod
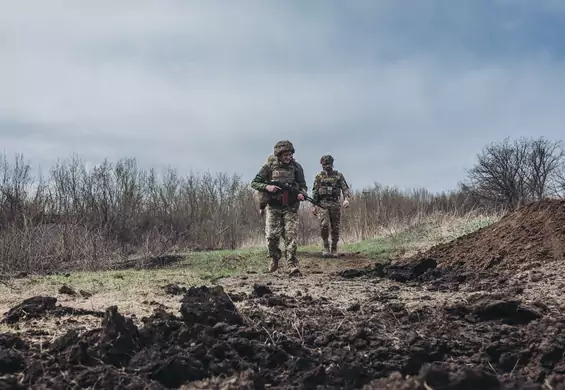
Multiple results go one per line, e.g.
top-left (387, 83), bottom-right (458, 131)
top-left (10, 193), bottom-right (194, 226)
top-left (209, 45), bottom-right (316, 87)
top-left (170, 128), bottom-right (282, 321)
top-left (179, 286), bottom-right (243, 326)
top-left (251, 283), bottom-right (272, 297)
top-left (1, 296), bottom-right (104, 324)
top-left (58, 284), bottom-right (76, 296)
top-left (164, 283), bottom-right (188, 295)
top-left (446, 295), bottom-right (542, 325)
top-left (0, 349), bottom-right (25, 374)
top-left (1, 296), bottom-right (57, 324)
top-left (385, 258), bottom-right (438, 282)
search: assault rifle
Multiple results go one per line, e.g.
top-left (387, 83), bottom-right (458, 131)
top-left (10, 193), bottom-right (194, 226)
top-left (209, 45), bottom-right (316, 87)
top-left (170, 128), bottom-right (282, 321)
top-left (267, 181), bottom-right (326, 209)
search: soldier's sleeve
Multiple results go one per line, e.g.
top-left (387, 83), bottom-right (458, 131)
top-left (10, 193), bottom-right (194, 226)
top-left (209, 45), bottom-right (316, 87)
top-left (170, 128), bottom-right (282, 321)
top-left (312, 173), bottom-right (321, 203)
top-left (294, 162), bottom-right (308, 195)
top-left (250, 165), bottom-right (271, 192)
top-left (339, 172), bottom-right (351, 199)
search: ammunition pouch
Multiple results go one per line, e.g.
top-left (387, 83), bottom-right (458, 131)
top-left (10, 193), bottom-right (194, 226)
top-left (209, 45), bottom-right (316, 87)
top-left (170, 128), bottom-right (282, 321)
top-left (318, 181), bottom-right (340, 201)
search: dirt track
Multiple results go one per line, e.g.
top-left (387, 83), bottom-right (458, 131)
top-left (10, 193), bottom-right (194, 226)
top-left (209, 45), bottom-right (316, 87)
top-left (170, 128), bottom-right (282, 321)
top-left (2, 199), bottom-right (565, 389)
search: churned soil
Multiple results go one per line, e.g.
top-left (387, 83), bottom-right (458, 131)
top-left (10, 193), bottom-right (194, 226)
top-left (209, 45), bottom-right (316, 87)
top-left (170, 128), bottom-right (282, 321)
top-left (1, 282), bottom-right (565, 389)
top-left (351, 198), bottom-right (565, 291)
top-left (417, 199), bottom-right (565, 276)
top-left (2, 198), bottom-right (565, 388)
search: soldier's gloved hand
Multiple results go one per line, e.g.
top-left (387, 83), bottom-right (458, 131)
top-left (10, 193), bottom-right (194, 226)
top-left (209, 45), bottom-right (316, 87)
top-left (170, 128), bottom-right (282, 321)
top-left (312, 206), bottom-right (317, 216)
top-left (266, 184), bottom-right (280, 192)
top-left (297, 193), bottom-right (304, 201)
top-left (343, 199), bottom-right (350, 208)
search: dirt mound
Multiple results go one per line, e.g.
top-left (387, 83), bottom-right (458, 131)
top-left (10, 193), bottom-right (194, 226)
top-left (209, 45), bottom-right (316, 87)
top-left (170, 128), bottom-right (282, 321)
top-left (372, 199), bottom-right (565, 287)
top-left (1, 296), bottom-right (104, 324)
top-left (427, 198), bottom-right (565, 271)
top-left (163, 283), bottom-right (188, 295)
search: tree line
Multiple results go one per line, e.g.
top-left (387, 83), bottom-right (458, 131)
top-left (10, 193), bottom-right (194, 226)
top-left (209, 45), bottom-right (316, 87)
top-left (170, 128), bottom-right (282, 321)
top-left (0, 136), bottom-right (562, 274)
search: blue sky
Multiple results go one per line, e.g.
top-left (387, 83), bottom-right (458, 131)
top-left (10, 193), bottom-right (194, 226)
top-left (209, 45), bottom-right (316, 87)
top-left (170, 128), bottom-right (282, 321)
top-left (1, 0), bottom-right (565, 193)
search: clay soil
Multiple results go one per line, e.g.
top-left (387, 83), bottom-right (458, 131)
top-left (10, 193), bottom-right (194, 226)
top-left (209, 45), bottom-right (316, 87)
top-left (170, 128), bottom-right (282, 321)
top-left (2, 199), bottom-right (565, 389)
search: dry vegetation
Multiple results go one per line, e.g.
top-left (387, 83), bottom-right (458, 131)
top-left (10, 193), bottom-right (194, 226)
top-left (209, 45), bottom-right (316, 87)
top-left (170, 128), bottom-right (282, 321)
top-left (0, 135), bottom-right (563, 277)
top-left (0, 151), bottom-right (503, 276)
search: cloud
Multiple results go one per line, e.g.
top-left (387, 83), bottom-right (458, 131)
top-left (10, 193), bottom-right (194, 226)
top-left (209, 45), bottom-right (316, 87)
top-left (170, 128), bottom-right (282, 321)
top-left (1, 0), bottom-right (565, 193)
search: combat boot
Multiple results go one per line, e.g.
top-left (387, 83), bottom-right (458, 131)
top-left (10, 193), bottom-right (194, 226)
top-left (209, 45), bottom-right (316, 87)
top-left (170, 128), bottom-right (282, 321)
top-left (322, 241), bottom-right (330, 257)
top-left (287, 255), bottom-right (301, 276)
top-left (268, 249), bottom-right (281, 273)
top-left (330, 242), bottom-right (339, 258)
top-left (268, 258), bottom-right (279, 272)
top-left (288, 265), bottom-right (301, 276)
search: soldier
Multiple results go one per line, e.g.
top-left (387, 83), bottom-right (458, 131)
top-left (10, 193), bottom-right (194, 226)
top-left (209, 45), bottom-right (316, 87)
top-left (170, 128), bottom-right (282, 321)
top-left (258, 154), bottom-right (287, 260)
top-left (251, 140), bottom-right (308, 275)
top-left (311, 154), bottom-right (350, 257)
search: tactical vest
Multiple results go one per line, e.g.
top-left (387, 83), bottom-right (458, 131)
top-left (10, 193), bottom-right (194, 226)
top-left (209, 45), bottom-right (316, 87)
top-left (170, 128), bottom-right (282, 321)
top-left (318, 171), bottom-right (341, 201)
top-left (267, 160), bottom-right (299, 207)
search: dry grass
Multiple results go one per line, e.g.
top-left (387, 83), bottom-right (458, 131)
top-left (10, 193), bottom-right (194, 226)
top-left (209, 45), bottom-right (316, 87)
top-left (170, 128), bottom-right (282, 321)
top-left (0, 209), bottom-right (498, 339)
top-left (391, 210), bottom-right (503, 258)
top-left (0, 267), bottom-right (202, 321)
top-left (336, 210), bottom-right (502, 260)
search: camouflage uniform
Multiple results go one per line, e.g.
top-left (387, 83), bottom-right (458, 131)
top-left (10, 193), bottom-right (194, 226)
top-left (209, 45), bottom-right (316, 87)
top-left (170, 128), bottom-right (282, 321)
top-left (258, 154), bottom-right (286, 259)
top-left (251, 141), bottom-right (308, 274)
top-left (258, 154), bottom-right (278, 214)
top-left (312, 155), bottom-right (351, 257)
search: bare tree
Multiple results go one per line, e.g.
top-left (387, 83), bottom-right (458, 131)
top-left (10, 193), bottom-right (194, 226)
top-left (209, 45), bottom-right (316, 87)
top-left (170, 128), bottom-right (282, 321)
top-left (520, 137), bottom-right (564, 199)
top-left (463, 137), bottom-right (565, 209)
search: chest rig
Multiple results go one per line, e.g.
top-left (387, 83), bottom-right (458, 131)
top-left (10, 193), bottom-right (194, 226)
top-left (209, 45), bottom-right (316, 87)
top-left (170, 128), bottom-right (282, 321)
top-left (318, 171), bottom-right (341, 201)
top-left (268, 160), bottom-right (299, 207)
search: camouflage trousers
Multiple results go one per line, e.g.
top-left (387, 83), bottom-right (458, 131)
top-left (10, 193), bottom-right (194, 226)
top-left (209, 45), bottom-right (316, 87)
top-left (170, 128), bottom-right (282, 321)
top-left (317, 205), bottom-right (342, 247)
top-left (265, 205), bottom-right (299, 266)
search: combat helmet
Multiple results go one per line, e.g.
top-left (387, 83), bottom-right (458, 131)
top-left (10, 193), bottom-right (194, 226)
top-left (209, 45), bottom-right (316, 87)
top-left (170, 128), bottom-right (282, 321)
top-left (320, 154), bottom-right (334, 165)
top-left (274, 140), bottom-right (295, 156)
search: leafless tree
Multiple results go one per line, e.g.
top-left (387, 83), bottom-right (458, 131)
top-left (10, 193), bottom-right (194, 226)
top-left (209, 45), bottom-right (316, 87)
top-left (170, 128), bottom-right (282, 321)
top-left (463, 137), bottom-right (565, 209)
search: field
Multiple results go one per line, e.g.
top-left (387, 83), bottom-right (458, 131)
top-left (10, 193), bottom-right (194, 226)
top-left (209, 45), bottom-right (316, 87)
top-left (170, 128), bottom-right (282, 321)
top-left (1, 200), bottom-right (565, 389)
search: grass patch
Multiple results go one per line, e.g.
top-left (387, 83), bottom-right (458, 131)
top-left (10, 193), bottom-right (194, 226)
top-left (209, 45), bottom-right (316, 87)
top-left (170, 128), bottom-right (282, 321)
top-left (341, 239), bottom-right (393, 260)
top-left (182, 248), bottom-right (268, 282)
top-left (0, 248), bottom-right (275, 320)
top-left (341, 212), bottom-right (501, 260)
top-left (0, 212), bottom-right (500, 322)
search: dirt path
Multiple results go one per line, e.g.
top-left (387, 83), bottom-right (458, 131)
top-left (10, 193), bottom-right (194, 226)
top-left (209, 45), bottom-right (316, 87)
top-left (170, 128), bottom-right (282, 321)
top-left (219, 251), bottom-right (381, 309)
top-left (220, 251), bottom-right (470, 312)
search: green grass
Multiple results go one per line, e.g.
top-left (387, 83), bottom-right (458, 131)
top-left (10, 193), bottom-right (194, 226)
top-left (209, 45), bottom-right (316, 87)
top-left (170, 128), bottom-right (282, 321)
top-left (0, 212), bottom-right (499, 320)
top-left (181, 247), bottom-right (268, 283)
top-left (340, 239), bottom-right (393, 260)
top-left (335, 213), bottom-right (500, 260)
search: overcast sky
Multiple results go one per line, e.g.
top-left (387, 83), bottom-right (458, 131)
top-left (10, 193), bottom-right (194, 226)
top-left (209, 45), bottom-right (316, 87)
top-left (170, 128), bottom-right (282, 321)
top-left (1, 0), bottom-right (565, 193)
